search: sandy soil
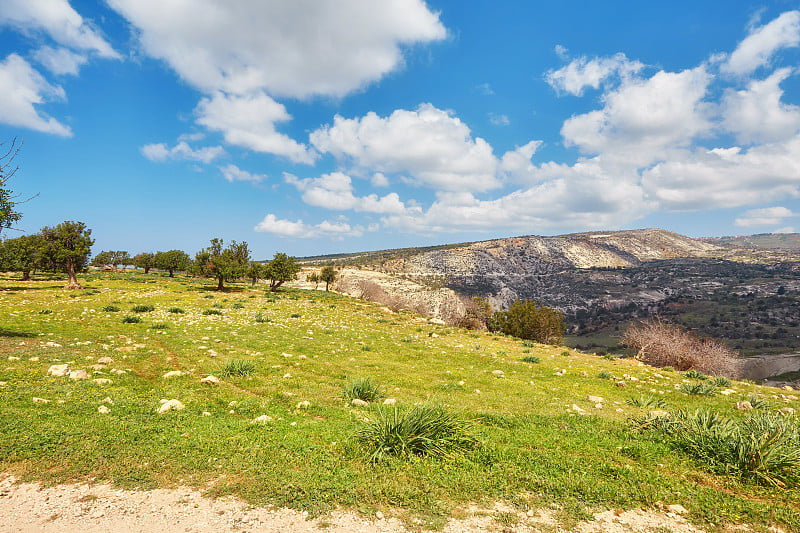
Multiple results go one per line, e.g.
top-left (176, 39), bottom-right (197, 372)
top-left (0, 472), bottom-right (754, 533)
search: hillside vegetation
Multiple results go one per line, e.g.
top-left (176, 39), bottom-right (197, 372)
top-left (1, 271), bottom-right (799, 530)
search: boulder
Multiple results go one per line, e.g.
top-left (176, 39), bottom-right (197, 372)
top-left (162, 370), bottom-right (183, 379)
top-left (200, 375), bottom-right (220, 386)
top-left (296, 400), bottom-right (311, 409)
top-left (92, 378), bottom-right (113, 386)
top-left (32, 397), bottom-right (50, 404)
top-left (351, 399), bottom-right (369, 407)
top-left (47, 364), bottom-right (69, 377)
top-left (97, 356), bottom-right (114, 365)
top-left (736, 401), bottom-right (753, 411)
top-left (68, 369), bottom-right (89, 380)
top-left (97, 405), bottom-right (110, 414)
top-left (157, 399), bottom-right (185, 414)
top-left (587, 395), bottom-right (604, 403)
top-left (667, 504), bottom-right (688, 515)
top-left (383, 398), bottom-right (397, 406)
top-left (251, 415), bottom-right (273, 424)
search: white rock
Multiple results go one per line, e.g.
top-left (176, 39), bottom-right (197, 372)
top-left (779, 407), bottom-right (796, 415)
top-left (102, 397), bottom-right (114, 405)
top-left (93, 378), bottom-right (113, 386)
top-left (110, 368), bottom-right (126, 375)
top-left (571, 404), bottom-right (586, 414)
top-left (736, 401), bottom-right (753, 411)
top-left (97, 356), bottom-right (114, 365)
top-left (251, 415), bottom-right (273, 424)
top-left (383, 398), bottom-right (397, 406)
top-left (29, 357), bottom-right (39, 362)
top-left (97, 405), bottom-right (110, 414)
top-left (783, 385), bottom-right (795, 391)
top-left (162, 370), bottom-right (183, 379)
top-left (351, 399), bottom-right (369, 407)
top-left (47, 364), bottom-right (69, 377)
top-left (491, 370), bottom-right (504, 376)
top-left (296, 400), bottom-right (311, 409)
top-left (649, 410), bottom-right (669, 418)
top-left (68, 369), bottom-right (89, 380)
top-left (587, 395), bottom-right (604, 403)
top-left (228, 401), bottom-right (238, 407)
top-left (157, 399), bottom-right (185, 414)
top-left (376, 511), bottom-right (385, 520)
top-left (720, 389), bottom-right (737, 396)
top-left (202, 411), bottom-right (211, 417)
top-left (667, 504), bottom-right (688, 515)
top-left (283, 373), bottom-right (292, 379)
top-left (200, 375), bottom-right (220, 386)
top-left (32, 397), bottom-right (50, 404)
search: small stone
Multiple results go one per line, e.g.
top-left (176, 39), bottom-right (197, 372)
top-left (491, 370), bottom-right (504, 376)
top-left (376, 511), bottom-right (384, 520)
top-left (779, 407), bottom-right (796, 415)
top-left (587, 395), bottom-right (604, 403)
top-left (32, 397), bottom-right (50, 404)
top-left (29, 357), bottom-right (39, 362)
top-left (649, 410), bottom-right (669, 418)
top-left (296, 400), bottom-right (311, 409)
top-left (667, 504), bottom-right (688, 515)
top-left (594, 403), bottom-right (603, 409)
top-left (91, 364), bottom-right (106, 371)
top-left (571, 404), bottom-right (586, 414)
top-left (162, 370), bottom-right (183, 379)
top-left (157, 399), bottom-right (185, 414)
top-left (736, 401), bottom-right (753, 411)
top-left (783, 385), bottom-right (795, 391)
top-left (383, 398), bottom-right (397, 406)
top-left (283, 373), bottom-right (292, 379)
top-left (47, 364), bottom-right (69, 377)
top-left (202, 411), bottom-right (211, 417)
top-left (68, 369), bottom-right (89, 380)
top-left (92, 378), bottom-right (113, 385)
top-left (97, 356), bottom-right (114, 364)
top-left (200, 375), bottom-right (220, 386)
top-left (351, 399), bottom-right (369, 407)
top-left (251, 415), bottom-right (273, 424)
top-left (430, 333), bottom-right (438, 338)
top-left (228, 401), bottom-right (238, 407)
top-left (110, 369), bottom-right (126, 375)
top-left (720, 389), bottom-right (737, 396)
top-left (616, 381), bottom-right (626, 388)
top-left (97, 405), bottom-right (110, 414)
top-left (579, 370), bottom-right (588, 377)
top-left (8, 356), bottom-right (20, 361)
top-left (102, 397), bottom-right (114, 405)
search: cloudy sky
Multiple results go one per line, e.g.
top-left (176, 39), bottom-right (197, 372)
top-left (2, 1), bottom-right (800, 258)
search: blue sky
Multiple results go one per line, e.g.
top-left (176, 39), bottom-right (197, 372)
top-left (2, 1), bottom-right (800, 259)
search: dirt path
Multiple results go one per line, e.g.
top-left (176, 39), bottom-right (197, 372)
top-left (0, 473), bottom-right (738, 533)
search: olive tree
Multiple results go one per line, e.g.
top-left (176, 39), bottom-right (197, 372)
top-left (133, 252), bottom-right (155, 273)
top-left (247, 261), bottom-right (265, 286)
top-left (0, 233), bottom-right (44, 280)
top-left (320, 265), bottom-right (336, 291)
top-left (91, 250), bottom-right (114, 269)
top-left (264, 252), bottom-right (300, 292)
top-left (154, 250), bottom-right (190, 277)
top-left (40, 221), bottom-right (94, 289)
top-left (194, 238), bottom-right (250, 290)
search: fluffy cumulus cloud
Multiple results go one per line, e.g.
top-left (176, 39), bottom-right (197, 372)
top-left (195, 91), bottom-right (315, 164)
top-left (285, 172), bottom-right (406, 214)
top-left (32, 46), bottom-right (88, 76)
top-left (735, 206), bottom-right (798, 227)
top-left (141, 140), bottom-right (226, 164)
top-left (254, 214), bottom-right (363, 238)
top-left (0, 54), bottom-right (71, 136)
top-left (545, 53), bottom-right (644, 96)
top-left (0, 0), bottom-right (118, 59)
top-left (722, 11), bottom-right (800, 76)
top-left (107, 0), bottom-right (444, 98)
top-left (310, 104), bottom-right (501, 192)
top-left (219, 164), bottom-right (267, 184)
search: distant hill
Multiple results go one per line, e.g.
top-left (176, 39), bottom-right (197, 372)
top-left (703, 233), bottom-right (800, 250)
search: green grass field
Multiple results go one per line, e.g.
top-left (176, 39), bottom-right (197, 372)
top-left (1, 271), bottom-right (799, 530)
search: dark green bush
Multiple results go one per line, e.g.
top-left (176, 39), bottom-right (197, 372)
top-left (488, 299), bottom-right (564, 345)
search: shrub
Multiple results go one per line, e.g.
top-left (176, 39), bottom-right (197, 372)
top-left (232, 302), bottom-right (244, 309)
top-left (680, 382), bottom-right (717, 396)
top-left (121, 315), bottom-right (141, 324)
top-left (623, 319), bottom-right (738, 376)
top-left (39, 309), bottom-right (53, 314)
top-left (131, 304), bottom-right (154, 313)
top-left (102, 305), bottom-right (120, 312)
top-left (202, 309), bottom-right (222, 316)
top-left (150, 323), bottom-right (169, 330)
top-left (254, 312), bottom-right (267, 323)
top-left (713, 376), bottom-right (731, 387)
top-left (351, 403), bottom-right (478, 462)
top-left (685, 370), bottom-right (708, 380)
top-left (168, 307), bottom-right (184, 313)
top-left (598, 370), bottom-right (613, 379)
top-left (290, 313), bottom-right (301, 318)
top-left (343, 376), bottom-right (383, 402)
top-left (219, 359), bottom-right (256, 377)
top-left (636, 409), bottom-right (800, 488)
top-left (488, 299), bottom-right (564, 345)
top-left (521, 355), bottom-right (540, 363)
top-left (627, 394), bottom-right (666, 408)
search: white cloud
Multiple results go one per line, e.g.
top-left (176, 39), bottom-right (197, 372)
top-left (554, 44), bottom-right (569, 60)
top-left (774, 226), bottom-right (795, 233)
top-left (32, 46), bottom-right (87, 76)
top-left (723, 11), bottom-right (800, 76)
top-left (0, 0), bottom-right (118, 58)
top-left (489, 113), bottom-right (510, 126)
top-left (0, 54), bottom-right (71, 136)
top-left (107, 0), bottom-right (445, 98)
top-left (500, 140), bottom-right (544, 183)
top-left (545, 53), bottom-right (644, 96)
top-left (254, 214), bottom-right (363, 238)
top-left (475, 82), bottom-right (494, 95)
top-left (219, 164), bottom-right (267, 184)
top-left (285, 172), bottom-right (407, 214)
top-left (735, 206), bottom-right (797, 227)
top-left (140, 140), bottom-right (226, 164)
top-left (178, 132), bottom-right (205, 142)
top-left (195, 91), bottom-right (315, 164)
top-left (310, 103), bottom-right (501, 192)
top-left (721, 68), bottom-right (800, 144)
top-left (371, 172), bottom-right (390, 187)
top-left (561, 66), bottom-right (712, 166)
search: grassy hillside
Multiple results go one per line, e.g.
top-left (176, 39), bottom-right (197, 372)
top-left (1, 271), bottom-right (799, 530)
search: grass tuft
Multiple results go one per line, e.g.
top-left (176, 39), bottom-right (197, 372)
top-left (167, 307), bottom-right (184, 313)
top-left (131, 304), bottom-right (155, 313)
top-left (102, 305), bottom-right (120, 312)
top-left (121, 315), bottom-right (141, 324)
top-left (680, 382), bottom-right (717, 396)
top-left (218, 359), bottom-right (256, 378)
top-left (685, 370), bottom-right (708, 380)
top-left (343, 376), bottom-right (383, 402)
top-left (626, 394), bottom-right (666, 409)
top-left (521, 355), bottom-right (540, 363)
top-left (202, 309), bottom-right (222, 316)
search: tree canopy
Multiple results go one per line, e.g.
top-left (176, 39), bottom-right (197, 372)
top-left (320, 265), bottom-right (336, 291)
top-left (194, 238), bottom-right (250, 290)
top-left (0, 233), bottom-right (44, 280)
top-left (264, 252), bottom-right (301, 292)
top-left (40, 221), bottom-right (94, 289)
top-left (488, 299), bottom-right (564, 345)
top-left (133, 252), bottom-right (155, 274)
top-left (154, 250), bottom-right (190, 277)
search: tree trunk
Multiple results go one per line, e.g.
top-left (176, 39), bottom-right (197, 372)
top-left (144, 267), bottom-right (151, 274)
top-left (217, 276), bottom-right (224, 290)
top-left (325, 281), bottom-right (330, 291)
top-left (270, 280), bottom-right (284, 292)
top-left (65, 260), bottom-right (82, 289)
top-left (21, 269), bottom-right (31, 281)
top-left (168, 268), bottom-right (174, 277)
top-left (251, 277), bottom-right (257, 286)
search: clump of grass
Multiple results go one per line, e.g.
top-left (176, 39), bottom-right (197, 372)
top-left (121, 315), bottom-right (141, 324)
top-left (343, 377), bottom-right (383, 402)
top-left (254, 312), bottom-right (268, 323)
top-left (602, 353), bottom-right (615, 361)
top-left (598, 370), bottom-right (613, 379)
top-left (211, 303), bottom-right (224, 309)
top-left (150, 323), bottom-right (169, 330)
top-left (521, 355), bottom-right (540, 363)
top-left (168, 307), bottom-right (184, 313)
top-left (361, 345), bottom-right (373, 351)
top-left (713, 376), bottom-right (731, 387)
top-left (218, 359), bottom-right (256, 378)
top-left (202, 309), bottom-right (222, 316)
top-left (745, 395), bottom-right (770, 410)
top-left (204, 294), bottom-right (214, 299)
top-left (522, 340), bottom-right (535, 347)
top-left (39, 309), bottom-right (53, 314)
top-left (680, 382), bottom-right (717, 396)
top-left (351, 403), bottom-right (478, 462)
top-left (131, 304), bottom-right (155, 313)
top-left (685, 370), bottom-right (708, 380)
top-left (627, 394), bottom-right (666, 409)
top-left (102, 305), bottom-right (120, 312)
top-left (560, 350), bottom-right (571, 356)
top-left (232, 303), bottom-right (244, 309)
top-left (290, 313), bottom-right (301, 318)
top-left (635, 409), bottom-right (800, 488)
top-left (400, 338), bottom-right (413, 343)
